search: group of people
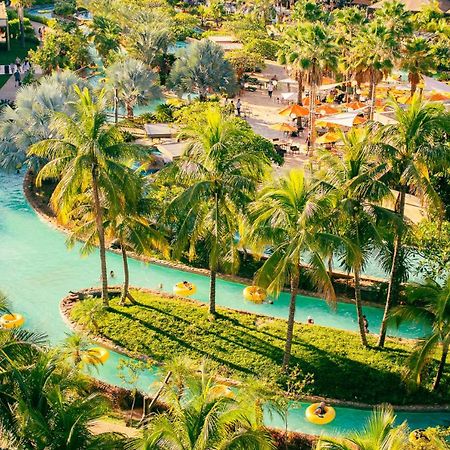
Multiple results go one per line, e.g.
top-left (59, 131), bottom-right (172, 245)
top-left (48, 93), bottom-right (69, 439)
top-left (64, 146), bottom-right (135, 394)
top-left (10, 57), bottom-right (32, 88)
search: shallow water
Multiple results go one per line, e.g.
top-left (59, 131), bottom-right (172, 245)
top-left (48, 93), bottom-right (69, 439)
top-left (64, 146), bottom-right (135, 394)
top-left (0, 171), bottom-right (448, 434)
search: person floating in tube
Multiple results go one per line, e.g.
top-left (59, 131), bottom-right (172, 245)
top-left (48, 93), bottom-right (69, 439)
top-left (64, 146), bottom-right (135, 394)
top-left (314, 401), bottom-right (328, 418)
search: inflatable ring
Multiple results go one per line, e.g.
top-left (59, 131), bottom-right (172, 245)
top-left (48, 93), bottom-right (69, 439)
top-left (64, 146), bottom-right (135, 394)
top-left (305, 403), bottom-right (336, 425)
top-left (409, 430), bottom-right (428, 443)
top-left (173, 282), bottom-right (197, 297)
top-left (0, 313), bottom-right (24, 329)
top-left (243, 286), bottom-right (267, 304)
top-left (82, 347), bottom-right (110, 365)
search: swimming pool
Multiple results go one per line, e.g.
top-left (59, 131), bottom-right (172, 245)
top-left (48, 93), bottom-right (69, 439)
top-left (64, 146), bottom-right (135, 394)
top-left (0, 171), bottom-right (448, 434)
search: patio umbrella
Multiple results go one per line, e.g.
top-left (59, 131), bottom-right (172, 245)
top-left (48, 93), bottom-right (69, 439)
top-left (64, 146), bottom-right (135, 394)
top-left (269, 123), bottom-right (297, 132)
top-left (427, 92), bottom-right (450, 101)
top-left (353, 116), bottom-right (367, 125)
top-left (345, 101), bottom-right (366, 110)
top-left (316, 131), bottom-right (341, 144)
top-left (317, 104), bottom-right (340, 115)
top-left (303, 97), bottom-right (321, 106)
top-left (278, 104), bottom-right (309, 117)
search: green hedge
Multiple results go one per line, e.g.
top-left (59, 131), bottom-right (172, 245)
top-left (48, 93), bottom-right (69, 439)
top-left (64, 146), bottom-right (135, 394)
top-left (70, 291), bottom-right (449, 405)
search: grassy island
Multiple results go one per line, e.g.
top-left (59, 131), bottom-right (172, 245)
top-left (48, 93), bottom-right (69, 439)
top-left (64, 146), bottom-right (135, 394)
top-left (70, 290), bottom-right (449, 406)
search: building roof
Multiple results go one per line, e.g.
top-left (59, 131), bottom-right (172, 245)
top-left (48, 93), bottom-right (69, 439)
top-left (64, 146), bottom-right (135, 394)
top-left (0, 2), bottom-right (8, 28)
top-left (370, 0), bottom-right (450, 12)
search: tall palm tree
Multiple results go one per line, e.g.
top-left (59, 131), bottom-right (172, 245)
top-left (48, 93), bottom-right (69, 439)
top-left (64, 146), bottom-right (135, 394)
top-left (389, 276), bottom-right (450, 390)
top-left (88, 15), bottom-right (122, 63)
top-left (104, 58), bottom-right (161, 119)
top-left (285, 24), bottom-right (338, 153)
top-left (28, 88), bottom-right (146, 306)
top-left (400, 36), bottom-right (436, 96)
top-left (316, 404), bottom-right (409, 450)
top-left (248, 169), bottom-right (337, 370)
top-left (317, 128), bottom-right (393, 346)
top-left (351, 21), bottom-right (397, 120)
top-left (10, 0), bottom-right (33, 47)
top-left (375, 95), bottom-right (450, 347)
top-left (164, 107), bottom-right (269, 315)
top-left (126, 362), bottom-right (275, 450)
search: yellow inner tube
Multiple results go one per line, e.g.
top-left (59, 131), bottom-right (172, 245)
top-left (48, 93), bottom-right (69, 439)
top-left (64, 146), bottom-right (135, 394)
top-left (173, 282), bottom-right (197, 297)
top-left (305, 403), bottom-right (336, 425)
top-left (82, 347), bottom-right (110, 365)
top-left (0, 313), bottom-right (24, 329)
top-left (243, 286), bottom-right (267, 304)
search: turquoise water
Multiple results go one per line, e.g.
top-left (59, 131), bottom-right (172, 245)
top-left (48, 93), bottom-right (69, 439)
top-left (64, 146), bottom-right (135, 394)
top-left (0, 172), bottom-right (449, 434)
top-left (26, 5), bottom-right (55, 19)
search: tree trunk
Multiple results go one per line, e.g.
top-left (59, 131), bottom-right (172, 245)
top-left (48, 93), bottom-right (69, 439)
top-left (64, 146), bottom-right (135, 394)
top-left (91, 166), bottom-right (109, 306)
top-left (282, 272), bottom-right (299, 371)
top-left (369, 67), bottom-right (377, 121)
top-left (433, 343), bottom-right (448, 390)
top-left (296, 72), bottom-right (303, 105)
top-left (377, 186), bottom-right (406, 347)
top-left (308, 78), bottom-right (317, 156)
top-left (18, 7), bottom-right (25, 48)
top-left (128, 390), bottom-right (136, 426)
top-left (209, 269), bottom-right (216, 316)
top-left (344, 71), bottom-right (351, 104)
top-left (126, 102), bottom-right (134, 119)
top-left (209, 192), bottom-right (219, 316)
top-left (120, 244), bottom-right (129, 305)
top-left (354, 267), bottom-right (368, 347)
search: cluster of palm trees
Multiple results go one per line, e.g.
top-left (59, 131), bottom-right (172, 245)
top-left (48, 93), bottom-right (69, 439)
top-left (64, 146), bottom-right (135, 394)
top-left (278, 0), bottom-right (448, 149)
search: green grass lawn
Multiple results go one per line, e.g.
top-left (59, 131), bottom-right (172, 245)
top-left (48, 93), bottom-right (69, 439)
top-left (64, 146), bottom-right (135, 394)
top-left (70, 290), bottom-right (448, 405)
top-left (0, 39), bottom-right (38, 65)
top-left (0, 75), bottom-right (10, 89)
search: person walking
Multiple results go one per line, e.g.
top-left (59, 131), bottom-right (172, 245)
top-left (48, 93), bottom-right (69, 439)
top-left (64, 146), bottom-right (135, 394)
top-left (236, 98), bottom-right (242, 116)
top-left (267, 81), bottom-right (274, 99)
top-left (14, 70), bottom-right (21, 88)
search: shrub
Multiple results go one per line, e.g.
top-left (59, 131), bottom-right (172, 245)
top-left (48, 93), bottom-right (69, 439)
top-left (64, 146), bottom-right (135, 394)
top-left (244, 38), bottom-right (280, 61)
top-left (54, 0), bottom-right (76, 16)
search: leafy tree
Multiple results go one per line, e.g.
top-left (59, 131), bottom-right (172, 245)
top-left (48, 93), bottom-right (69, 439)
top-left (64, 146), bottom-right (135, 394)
top-left (292, 0), bottom-right (330, 24)
top-left (226, 49), bottom-right (265, 82)
top-left (168, 39), bottom-right (237, 101)
top-left (374, 95), bottom-right (450, 347)
top-left (126, 361), bottom-right (275, 450)
top-left (244, 38), bottom-right (280, 61)
top-left (317, 127), bottom-right (392, 346)
top-left (30, 22), bottom-right (91, 73)
top-left (88, 15), bottom-right (122, 63)
top-left (28, 88), bottom-right (146, 305)
top-left (389, 276), bottom-right (450, 390)
top-left (162, 107), bottom-right (269, 315)
top-left (104, 57), bottom-right (161, 118)
top-left (316, 405), bottom-right (409, 449)
top-left (248, 169), bottom-right (337, 370)
top-left (10, 0), bottom-right (32, 47)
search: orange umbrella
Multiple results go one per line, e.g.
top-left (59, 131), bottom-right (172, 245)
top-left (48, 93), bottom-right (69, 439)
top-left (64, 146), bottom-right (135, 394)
top-left (303, 97), bottom-right (321, 106)
top-left (317, 104), bottom-right (340, 115)
top-left (316, 120), bottom-right (341, 128)
top-left (321, 76), bottom-right (336, 85)
top-left (345, 101), bottom-right (366, 110)
top-left (374, 98), bottom-right (385, 107)
top-left (427, 92), bottom-right (450, 101)
top-left (278, 104), bottom-right (309, 117)
top-left (353, 116), bottom-right (367, 125)
top-left (316, 131), bottom-right (340, 144)
top-left (269, 123), bottom-right (297, 132)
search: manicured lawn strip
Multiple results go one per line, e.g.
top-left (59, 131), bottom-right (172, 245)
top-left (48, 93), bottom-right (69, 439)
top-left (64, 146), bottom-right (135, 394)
top-left (70, 290), bottom-right (448, 405)
top-left (0, 40), bottom-right (38, 65)
top-left (0, 75), bottom-right (10, 89)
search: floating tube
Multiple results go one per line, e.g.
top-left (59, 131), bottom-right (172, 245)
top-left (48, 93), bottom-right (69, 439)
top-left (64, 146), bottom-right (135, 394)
top-left (243, 286), bottom-right (267, 304)
top-left (305, 403), bottom-right (336, 425)
top-left (82, 347), bottom-right (110, 365)
top-left (173, 282), bottom-right (197, 297)
top-left (0, 313), bottom-right (24, 329)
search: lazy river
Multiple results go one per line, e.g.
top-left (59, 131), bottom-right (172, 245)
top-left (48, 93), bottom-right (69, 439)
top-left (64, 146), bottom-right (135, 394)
top-left (0, 171), bottom-right (449, 435)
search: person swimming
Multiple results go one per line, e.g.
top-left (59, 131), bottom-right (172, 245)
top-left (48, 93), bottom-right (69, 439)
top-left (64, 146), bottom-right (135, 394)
top-left (110, 270), bottom-right (115, 278)
top-left (314, 401), bottom-right (327, 417)
top-left (183, 281), bottom-right (192, 290)
top-left (307, 316), bottom-right (315, 325)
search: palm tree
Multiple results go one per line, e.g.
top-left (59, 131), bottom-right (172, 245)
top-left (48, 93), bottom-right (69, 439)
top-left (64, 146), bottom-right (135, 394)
top-left (284, 24), bottom-right (338, 153)
top-left (317, 128), bottom-right (393, 346)
top-left (10, 0), bottom-right (33, 47)
top-left (104, 58), bottom-right (161, 119)
top-left (316, 404), bottom-right (409, 449)
top-left (28, 87), bottom-right (146, 306)
top-left (248, 169), bottom-right (337, 370)
top-left (389, 276), bottom-right (450, 390)
top-left (400, 36), bottom-right (436, 96)
top-left (164, 107), bottom-right (269, 315)
top-left (126, 362), bottom-right (275, 450)
top-left (88, 15), bottom-right (122, 63)
top-left (351, 21), bottom-right (397, 120)
top-left (168, 40), bottom-right (237, 101)
top-left (375, 95), bottom-right (450, 347)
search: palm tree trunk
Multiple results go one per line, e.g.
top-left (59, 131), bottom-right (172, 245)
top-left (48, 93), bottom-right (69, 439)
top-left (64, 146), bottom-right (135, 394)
top-left (209, 192), bottom-right (219, 316)
top-left (126, 102), bottom-right (134, 119)
top-left (282, 272), bottom-right (299, 371)
top-left (309, 79), bottom-right (317, 155)
top-left (296, 72), bottom-right (303, 105)
top-left (209, 269), bottom-right (216, 315)
top-left (18, 6), bottom-right (25, 48)
top-left (91, 166), bottom-right (109, 306)
top-left (433, 343), bottom-right (448, 390)
top-left (354, 267), bottom-right (368, 347)
top-left (344, 71), bottom-right (351, 104)
top-left (377, 186), bottom-right (406, 347)
top-left (120, 244), bottom-right (129, 305)
top-left (369, 67), bottom-right (376, 121)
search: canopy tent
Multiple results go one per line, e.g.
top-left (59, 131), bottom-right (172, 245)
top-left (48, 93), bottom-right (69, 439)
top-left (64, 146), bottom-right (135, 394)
top-left (370, 0), bottom-right (450, 12)
top-left (316, 111), bottom-right (362, 128)
top-left (423, 76), bottom-right (450, 93)
top-left (280, 92), bottom-right (297, 101)
top-left (278, 104), bottom-right (309, 117)
top-left (373, 113), bottom-right (398, 125)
